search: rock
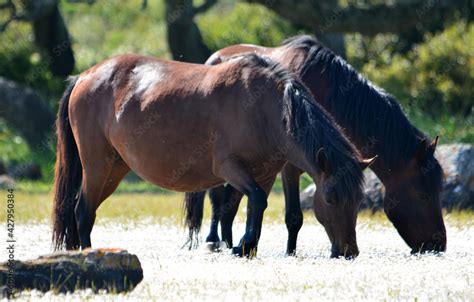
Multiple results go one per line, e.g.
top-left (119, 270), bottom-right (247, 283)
top-left (299, 170), bottom-right (387, 212)
top-left (8, 163), bottom-right (42, 180)
top-left (359, 170), bottom-right (384, 211)
top-left (300, 144), bottom-right (474, 211)
top-left (437, 144), bottom-right (474, 210)
top-left (300, 184), bottom-right (315, 211)
top-left (0, 248), bottom-right (143, 296)
top-left (0, 175), bottom-right (15, 190)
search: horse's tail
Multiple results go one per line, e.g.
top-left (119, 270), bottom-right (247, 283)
top-left (183, 191), bottom-right (206, 249)
top-left (52, 76), bottom-right (82, 251)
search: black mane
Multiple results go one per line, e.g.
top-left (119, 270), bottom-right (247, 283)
top-left (282, 35), bottom-right (444, 197)
top-left (230, 53), bottom-right (365, 205)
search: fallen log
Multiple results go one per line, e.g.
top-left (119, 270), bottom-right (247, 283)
top-left (0, 248), bottom-right (143, 297)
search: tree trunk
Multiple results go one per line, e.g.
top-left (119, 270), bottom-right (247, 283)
top-left (0, 0), bottom-right (76, 77)
top-left (315, 32), bottom-right (346, 58)
top-left (0, 77), bottom-right (54, 149)
top-left (29, 1), bottom-right (75, 77)
top-left (165, 0), bottom-right (214, 63)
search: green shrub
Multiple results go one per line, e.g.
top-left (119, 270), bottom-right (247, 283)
top-left (361, 22), bottom-right (473, 117)
top-left (62, 0), bottom-right (169, 71)
top-left (198, 3), bottom-right (296, 51)
top-left (0, 22), bottom-right (65, 106)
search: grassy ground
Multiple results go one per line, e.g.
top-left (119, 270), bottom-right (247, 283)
top-left (1, 182), bottom-right (473, 300)
top-left (0, 184), bottom-right (301, 225)
top-left (1, 181), bottom-right (472, 227)
top-left (1, 199), bottom-right (473, 301)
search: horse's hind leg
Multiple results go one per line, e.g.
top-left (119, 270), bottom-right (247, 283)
top-left (99, 159), bottom-right (130, 201)
top-left (206, 185), bottom-right (225, 243)
top-left (282, 163), bottom-right (304, 255)
top-left (214, 159), bottom-right (277, 257)
top-left (76, 151), bottom-right (129, 249)
top-left (213, 160), bottom-right (268, 257)
top-left (219, 184), bottom-right (243, 248)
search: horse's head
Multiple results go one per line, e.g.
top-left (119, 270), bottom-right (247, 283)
top-left (312, 148), bottom-right (376, 258)
top-left (383, 136), bottom-right (446, 253)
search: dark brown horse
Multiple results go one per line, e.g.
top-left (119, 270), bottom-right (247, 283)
top-left (52, 53), bottom-right (370, 257)
top-left (185, 36), bottom-right (446, 256)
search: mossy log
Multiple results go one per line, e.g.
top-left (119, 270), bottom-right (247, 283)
top-left (0, 248), bottom-right (143, 296)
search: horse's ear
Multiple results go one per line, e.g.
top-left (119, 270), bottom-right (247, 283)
top-left (359, 155), bottom-right (377, 170)
top-left (415, 138), bottom-right (429, 160)
top-left (428, 135), bottom-right (439, 154)
top-left (316, 148), bottom-right (332, 174)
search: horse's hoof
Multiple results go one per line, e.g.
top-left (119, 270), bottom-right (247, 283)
top-left (204, 241), bottom-right (227, 253)
top-left (232, 246), bottom-right (243, 257)
top-left (205, 234), bottom-right (221, 243)
top-left (232, 245), bottom-right (257, 258)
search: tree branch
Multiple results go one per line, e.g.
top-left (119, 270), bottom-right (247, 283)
top-left (0, 0), bottom-right (58, 32)
top-left (246, 0), bottom-right (470, 36)
top-left (193, 0), bottom-right (217, 16)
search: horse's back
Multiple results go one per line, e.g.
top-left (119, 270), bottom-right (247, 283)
top-left (67, 53), bottom-right (288, 191)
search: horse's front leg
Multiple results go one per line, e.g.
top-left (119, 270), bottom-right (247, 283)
top-left (213, 159), bottom-right (273, 257)
top-left (282, 163), bottom-right (304, 255)
top-left (219, 184), bottom-right (243, 248)
top-left (231, 176), bottom-right (275, 257)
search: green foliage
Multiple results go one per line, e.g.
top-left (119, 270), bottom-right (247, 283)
top-left (0, 1), bottom-right (170, 178)
top-left (198, 3), bottom-right (297, 51)
top-left (346, 22), bottom-right (473, 143)
top-left (360, 22), bottom-right (473, 118)
top-left (61, 0), bottom-right (169, 71)
top-left (0, 122), bottom-right (30, 165)
top-left (0, 122), bottom-right (56, 181)
top-left (0, 22), bottom-right (65, 104)
top-left (0, 1), bottom-right (472, 183)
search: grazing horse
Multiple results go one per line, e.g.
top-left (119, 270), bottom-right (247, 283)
top-left (185, 35), bottom-right (446, 256)
top-left (52, 53), bottom-right (369, 257)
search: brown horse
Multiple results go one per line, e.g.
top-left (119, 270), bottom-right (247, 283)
top-left (185, 36), bottom-right (446, 256)
top-left (52, 53), bottom-right (370, 257)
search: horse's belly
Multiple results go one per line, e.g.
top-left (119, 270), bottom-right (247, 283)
top-left (140, 162), bottom-right (223, 192)
top-left (140, 171), bottom-right (224, 193)
top-left (116, 142), bottom-right (222, 192)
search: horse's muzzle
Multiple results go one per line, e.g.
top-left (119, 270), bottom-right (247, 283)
top-left (331, 243), bottom-right (359, 259)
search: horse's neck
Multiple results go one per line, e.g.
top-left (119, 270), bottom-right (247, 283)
top-left (302, 64), bottom-right (401, 183)
top-left (284, 138), bottom-right (318, 180)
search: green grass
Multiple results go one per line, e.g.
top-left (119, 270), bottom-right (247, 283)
top-left (1, 172), bottom-right (314, 224)
top-left (407, 110), bottom-right (473, 144)
top-left (0, 188), bottom-right (290, 225)
top-left (0, 177), bottom-right (293, 224)
top-left (8, 172), bottom-right (314, 200)
top-left (1, 183), bottom-right (472, 227)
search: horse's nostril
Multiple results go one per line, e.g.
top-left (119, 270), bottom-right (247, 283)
top-left (411, 240), bottom-right (446, 254)
top-left (344, 248), bottom-right (359, 259)
top-left (331, 244), bottom-right (359, 259)
top-left (424, 242), bottom-right (434, 251)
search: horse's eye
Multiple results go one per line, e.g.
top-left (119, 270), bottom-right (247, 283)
top-left (324, 197), bottom-right (334, 205)
top-left (417, 192), bottom-right (431, 205)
